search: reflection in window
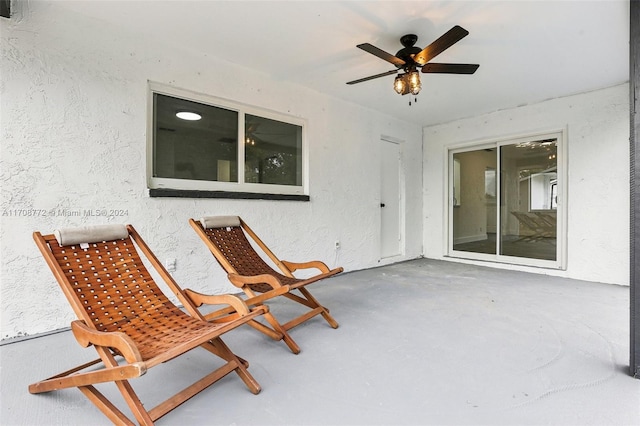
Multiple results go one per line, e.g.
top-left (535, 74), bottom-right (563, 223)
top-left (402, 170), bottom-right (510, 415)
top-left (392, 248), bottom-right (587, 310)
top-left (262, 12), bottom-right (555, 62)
top-left (501, 139), bottom-right (557, 260)
top-left (530, 172), bottom-right (557, 210)
top-left (149, 85), bottom-right (306, 195)
top-left (451, 150), bottom-right (497, 255)
top-left (244, 115), bottom-right (302, 186)
top-left (153, 93), bottom-right (238, 182)
top-left (550, 179), bottom-right (558, 209)
top-left (485, 168), bottom-right (496, 199)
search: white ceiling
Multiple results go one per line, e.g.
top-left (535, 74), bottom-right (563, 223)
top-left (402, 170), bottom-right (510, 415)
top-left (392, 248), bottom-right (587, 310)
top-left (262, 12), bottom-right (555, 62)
top-left (56, 1), bottom-right (630, 127)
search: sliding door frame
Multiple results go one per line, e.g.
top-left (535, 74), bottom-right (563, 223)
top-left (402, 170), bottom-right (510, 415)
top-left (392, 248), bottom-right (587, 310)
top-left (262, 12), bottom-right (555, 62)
top-left (445, 128), bottom-right (567, 270)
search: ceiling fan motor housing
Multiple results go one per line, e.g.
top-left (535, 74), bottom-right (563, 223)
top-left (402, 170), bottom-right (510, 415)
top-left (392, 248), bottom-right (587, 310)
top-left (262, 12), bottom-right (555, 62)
top-left (396, 34), bottom-right (421, 69)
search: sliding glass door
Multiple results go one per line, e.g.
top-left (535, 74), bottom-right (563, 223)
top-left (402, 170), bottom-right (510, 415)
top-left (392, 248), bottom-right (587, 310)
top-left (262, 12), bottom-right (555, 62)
top-left (452, 148), bottom-right (497, 255)
top-left (450, 133), bottom-right (563, 268)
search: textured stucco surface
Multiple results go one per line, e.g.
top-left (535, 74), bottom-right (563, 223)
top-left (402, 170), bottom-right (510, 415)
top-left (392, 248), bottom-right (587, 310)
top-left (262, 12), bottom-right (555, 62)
top-left (423, 84), bottom-right (630, 285)
top-left (0, 1), bottom-right (423, 339)
top-left (2, 1), bottom-right (630, 340)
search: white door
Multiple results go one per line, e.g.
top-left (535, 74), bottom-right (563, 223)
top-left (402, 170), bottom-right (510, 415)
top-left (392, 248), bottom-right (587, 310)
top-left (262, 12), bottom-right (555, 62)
top-left (380, 139), bottom-right (401, 258)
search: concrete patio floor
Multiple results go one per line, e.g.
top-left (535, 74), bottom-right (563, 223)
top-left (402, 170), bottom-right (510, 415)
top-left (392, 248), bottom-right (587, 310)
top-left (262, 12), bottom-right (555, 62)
top-left (1, 258), bottom-right (639, 425)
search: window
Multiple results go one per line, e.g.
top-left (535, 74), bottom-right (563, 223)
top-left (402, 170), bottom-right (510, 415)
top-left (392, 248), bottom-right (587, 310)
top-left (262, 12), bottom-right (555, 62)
top-left (147, 83), bottom-right (307, 197)
top-left (448, 131), bottom-right (565, 269)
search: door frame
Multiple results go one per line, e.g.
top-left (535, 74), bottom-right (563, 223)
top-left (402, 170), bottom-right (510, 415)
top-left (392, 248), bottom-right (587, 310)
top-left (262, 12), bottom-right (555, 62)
top-left (379, 135), bottom-right (405, 261)
top-left (444, 128), bottom-right (567, 270)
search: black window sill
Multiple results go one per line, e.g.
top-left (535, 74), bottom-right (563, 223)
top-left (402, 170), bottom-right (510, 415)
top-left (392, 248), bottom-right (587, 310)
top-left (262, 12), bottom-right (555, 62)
top-left (149, 189), bottom-right (310, 201)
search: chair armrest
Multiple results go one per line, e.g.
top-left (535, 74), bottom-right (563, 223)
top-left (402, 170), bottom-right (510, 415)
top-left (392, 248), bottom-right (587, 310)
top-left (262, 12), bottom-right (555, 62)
top-left (282, 260), bottom-right (331, 274)
top-left (183, 290), bottom-right (250, 316)
top-left (228, 273), bottom-right (284, 289)
top-left (71, 320), bottom-right (143, 364)
top-left (243, 285), bottom-right (291, 306)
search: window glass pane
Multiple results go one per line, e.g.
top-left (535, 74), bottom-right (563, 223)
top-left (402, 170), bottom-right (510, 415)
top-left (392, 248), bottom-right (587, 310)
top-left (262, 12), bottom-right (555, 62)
top-left (153, 93), bottom-right (238, 182)
top-left (500, 139), bottom-right (557, 260)
top-left (452, 149), bottom-right (497, 255)
top-left (244, 114), bottom-right (302, 186)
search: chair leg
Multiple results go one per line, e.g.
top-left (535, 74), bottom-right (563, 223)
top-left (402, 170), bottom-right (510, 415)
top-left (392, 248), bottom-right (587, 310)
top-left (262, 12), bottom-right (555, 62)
top-left (262, 311), bottom-right (301, 354)
top-left (243, 293), bottom-right (301, 354)
top-left (246, 318), bottom-right (283, 340)
top-left (78, 385), bottom-right (139, 425)
top-left (114, 381), bottom-right (155, 425)
top-left (202, 338), bottom-right (261, 394)
top-left (98, 347), bottom-right (156, 426)
top-left (245, 312), bottom-right (301, 354)
top-left (297, 287), bottom-right (339, 329)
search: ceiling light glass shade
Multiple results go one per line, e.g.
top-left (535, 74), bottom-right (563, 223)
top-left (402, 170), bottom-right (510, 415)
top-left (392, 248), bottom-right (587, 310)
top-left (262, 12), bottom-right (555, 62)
top-left (176, 111), bottom-right (202, 121)
top-left (394, 74), bottom-right (408, 95)
top-left (408, 70), bottom-right (421, 95)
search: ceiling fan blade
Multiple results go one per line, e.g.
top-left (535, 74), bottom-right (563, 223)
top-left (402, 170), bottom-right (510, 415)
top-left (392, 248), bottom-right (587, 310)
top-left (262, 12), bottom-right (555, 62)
top-left (413, 25), bottom-right (469, 66)
top-left (357, 43), bottom-right (406, 67)
top-left (346, 69), bottom-right (399, 85)
top-left (421, 63), bottom-right (479, 74)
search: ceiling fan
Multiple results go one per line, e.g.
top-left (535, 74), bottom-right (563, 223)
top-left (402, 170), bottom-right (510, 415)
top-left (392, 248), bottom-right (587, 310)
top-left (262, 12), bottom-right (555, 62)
top-left (347, 25), bottom-right (479, 101)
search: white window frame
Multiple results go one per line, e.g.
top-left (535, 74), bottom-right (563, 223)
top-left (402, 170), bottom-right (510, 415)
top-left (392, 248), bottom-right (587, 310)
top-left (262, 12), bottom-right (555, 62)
top-left (147, 82), bottom-right (308, 196)
top-left (444, 129), bottom-right (567, 270)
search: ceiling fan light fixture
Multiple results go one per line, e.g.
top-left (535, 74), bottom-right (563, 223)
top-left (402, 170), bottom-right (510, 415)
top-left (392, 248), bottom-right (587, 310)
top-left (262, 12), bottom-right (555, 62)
top-left (394, 74), bottom-right (408, 94)
top-left (394, 71), bottom-right (421, 96)
top-left (408, 70), bottom-right (421, 95)
top-left (176, 111), bottom-right (202, 121)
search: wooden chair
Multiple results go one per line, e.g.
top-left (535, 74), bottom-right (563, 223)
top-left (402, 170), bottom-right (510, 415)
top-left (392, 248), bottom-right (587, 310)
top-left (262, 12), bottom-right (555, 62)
top-left (30, 224), bottom-right (268, 425)
top-left (511, 211), bottom-right (555, 242)
top-left (189, 216), bottom-right (343, 354)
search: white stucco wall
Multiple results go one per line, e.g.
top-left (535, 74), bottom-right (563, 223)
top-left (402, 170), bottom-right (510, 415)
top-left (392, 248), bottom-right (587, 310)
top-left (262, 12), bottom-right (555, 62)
top-left (0, 1), bottom-right (423, 339)
top-left (423, 84), bottom-right (630, 285)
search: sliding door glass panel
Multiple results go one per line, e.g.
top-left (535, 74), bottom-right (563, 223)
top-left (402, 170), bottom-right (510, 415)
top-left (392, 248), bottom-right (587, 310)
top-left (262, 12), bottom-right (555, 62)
top-left (452, 149), bottom-right (497, 254)
top-left (499, 140), bottom-right (557, 260)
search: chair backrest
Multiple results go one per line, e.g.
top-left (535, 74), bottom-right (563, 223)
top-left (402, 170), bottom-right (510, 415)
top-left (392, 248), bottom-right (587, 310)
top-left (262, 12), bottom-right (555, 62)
top-left (196, 216), bottom-right (279, 277)
top-left (35, 225), bottom-right (190, 335)
top-left (532, 212), bottom-right (556, 229)
top-left (511, 211), bottom-right (540, 231)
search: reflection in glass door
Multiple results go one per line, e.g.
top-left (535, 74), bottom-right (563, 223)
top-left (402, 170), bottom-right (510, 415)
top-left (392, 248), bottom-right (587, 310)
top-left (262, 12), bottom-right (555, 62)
top-left (452, 149), bottom-right (497, 254)
top-left (451, 137), bottom-right (559, 264)
top-left (500, 140), bottom-right (557, 261)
